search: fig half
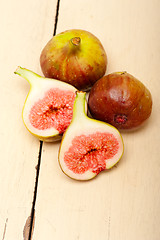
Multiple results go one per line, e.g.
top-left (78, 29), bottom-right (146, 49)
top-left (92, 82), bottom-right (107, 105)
top-left (40, 29), bottom-right (107, 91)
top-left (88, 72), bottom-right (153, 130)
top-left (59, 91), bottom-right (124, 181)
top-left (14, 67), bottom-right (77, 142)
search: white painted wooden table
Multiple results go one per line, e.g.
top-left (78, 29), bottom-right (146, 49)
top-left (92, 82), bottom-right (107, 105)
top-left (0, 0), bottom-right (160, 239)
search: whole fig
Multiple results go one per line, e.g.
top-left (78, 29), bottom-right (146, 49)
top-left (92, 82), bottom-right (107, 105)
top-left (88, 72), bottom-right (152, 130)
top-left (40, 29), bottom-right (107, 91)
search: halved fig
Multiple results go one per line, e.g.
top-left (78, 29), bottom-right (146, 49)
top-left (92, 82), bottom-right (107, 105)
top-left (58, 91), bottom-right (124, 181)
top-left (14, 67), bottom-right (77, 142)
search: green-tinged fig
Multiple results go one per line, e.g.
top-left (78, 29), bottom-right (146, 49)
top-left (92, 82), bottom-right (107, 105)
top-left (88, 72), bottom-right (152, 130)
top-left (14, 67), bottom-right (77, 142)
top-left (40, 29), bottom-right (107, 91)
top-left (58, 91), bottom-right (124, 181)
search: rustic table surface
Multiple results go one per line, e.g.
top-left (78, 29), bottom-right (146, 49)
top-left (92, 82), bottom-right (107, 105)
top-left (0, 0), bottom-right (160, 239)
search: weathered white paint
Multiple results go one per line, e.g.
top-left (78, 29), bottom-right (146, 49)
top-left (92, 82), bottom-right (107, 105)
top-left (0, 0), bottom-right (160, 239)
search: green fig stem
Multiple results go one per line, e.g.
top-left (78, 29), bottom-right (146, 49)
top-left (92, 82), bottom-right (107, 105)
top-left (14, 66), bottom-right (42, 87)
top-left (115, 71), bottom-right (127, 75)
top-left (72, 91), bottom-right (87, 122)
top-left (70, 37), bottom-right (81, 47)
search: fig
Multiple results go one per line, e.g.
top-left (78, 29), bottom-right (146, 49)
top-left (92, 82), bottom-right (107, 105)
top-left (14, 67), bottom-right (77, 142)
top-left (58, 91), bottom-right (124, 181)
top-left (40, 29), bottom-right (107, 91)
top-left (88, 72), bottom-right (152, 130)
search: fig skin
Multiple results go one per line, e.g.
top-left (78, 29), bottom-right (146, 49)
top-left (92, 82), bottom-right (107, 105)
top-left (88, 72), bottom-right (153, 130)
top-left (40, 29), bottom-right (107, 91)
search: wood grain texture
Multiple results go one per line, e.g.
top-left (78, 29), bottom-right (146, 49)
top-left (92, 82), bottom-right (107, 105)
top-left (0, 0), bottom-right (57, 239)
top-left (1, 0), bottom-right (160, 239)
top-left (33, 0), bottom-right (160, 239)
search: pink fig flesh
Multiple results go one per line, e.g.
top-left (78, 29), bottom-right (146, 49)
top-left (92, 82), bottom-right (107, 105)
top-left (29, 88), bottom-right (75, 134)
top-left (64, 132), bottom-right (120, 175)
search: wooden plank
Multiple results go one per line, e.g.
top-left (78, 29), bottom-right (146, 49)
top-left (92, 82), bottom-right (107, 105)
top-left (0, 0), bottom-right (57, 239)
top-left (33, 0), bottom-right (160, 239)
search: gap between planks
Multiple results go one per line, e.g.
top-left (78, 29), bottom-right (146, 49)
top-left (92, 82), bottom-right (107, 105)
top-left (27, 140), bottom-right (43, 240)
top-left (2, 218), bottom-right (8, 240)
top-left (23, 0), bottom-right (61, 239)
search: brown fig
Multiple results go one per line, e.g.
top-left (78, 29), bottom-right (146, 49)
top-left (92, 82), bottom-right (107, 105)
top-left (88, 72), bottom-right (152, 130)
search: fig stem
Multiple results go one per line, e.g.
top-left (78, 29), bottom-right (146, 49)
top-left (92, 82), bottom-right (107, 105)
top-left (115, 71), bottom-right (127, 75)
top-left (14, 66), bottom-right (42, 87)
top-left (70, 37), bottom-right (81, 47)
top-left (72, 91), bottom-right (87, 122)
